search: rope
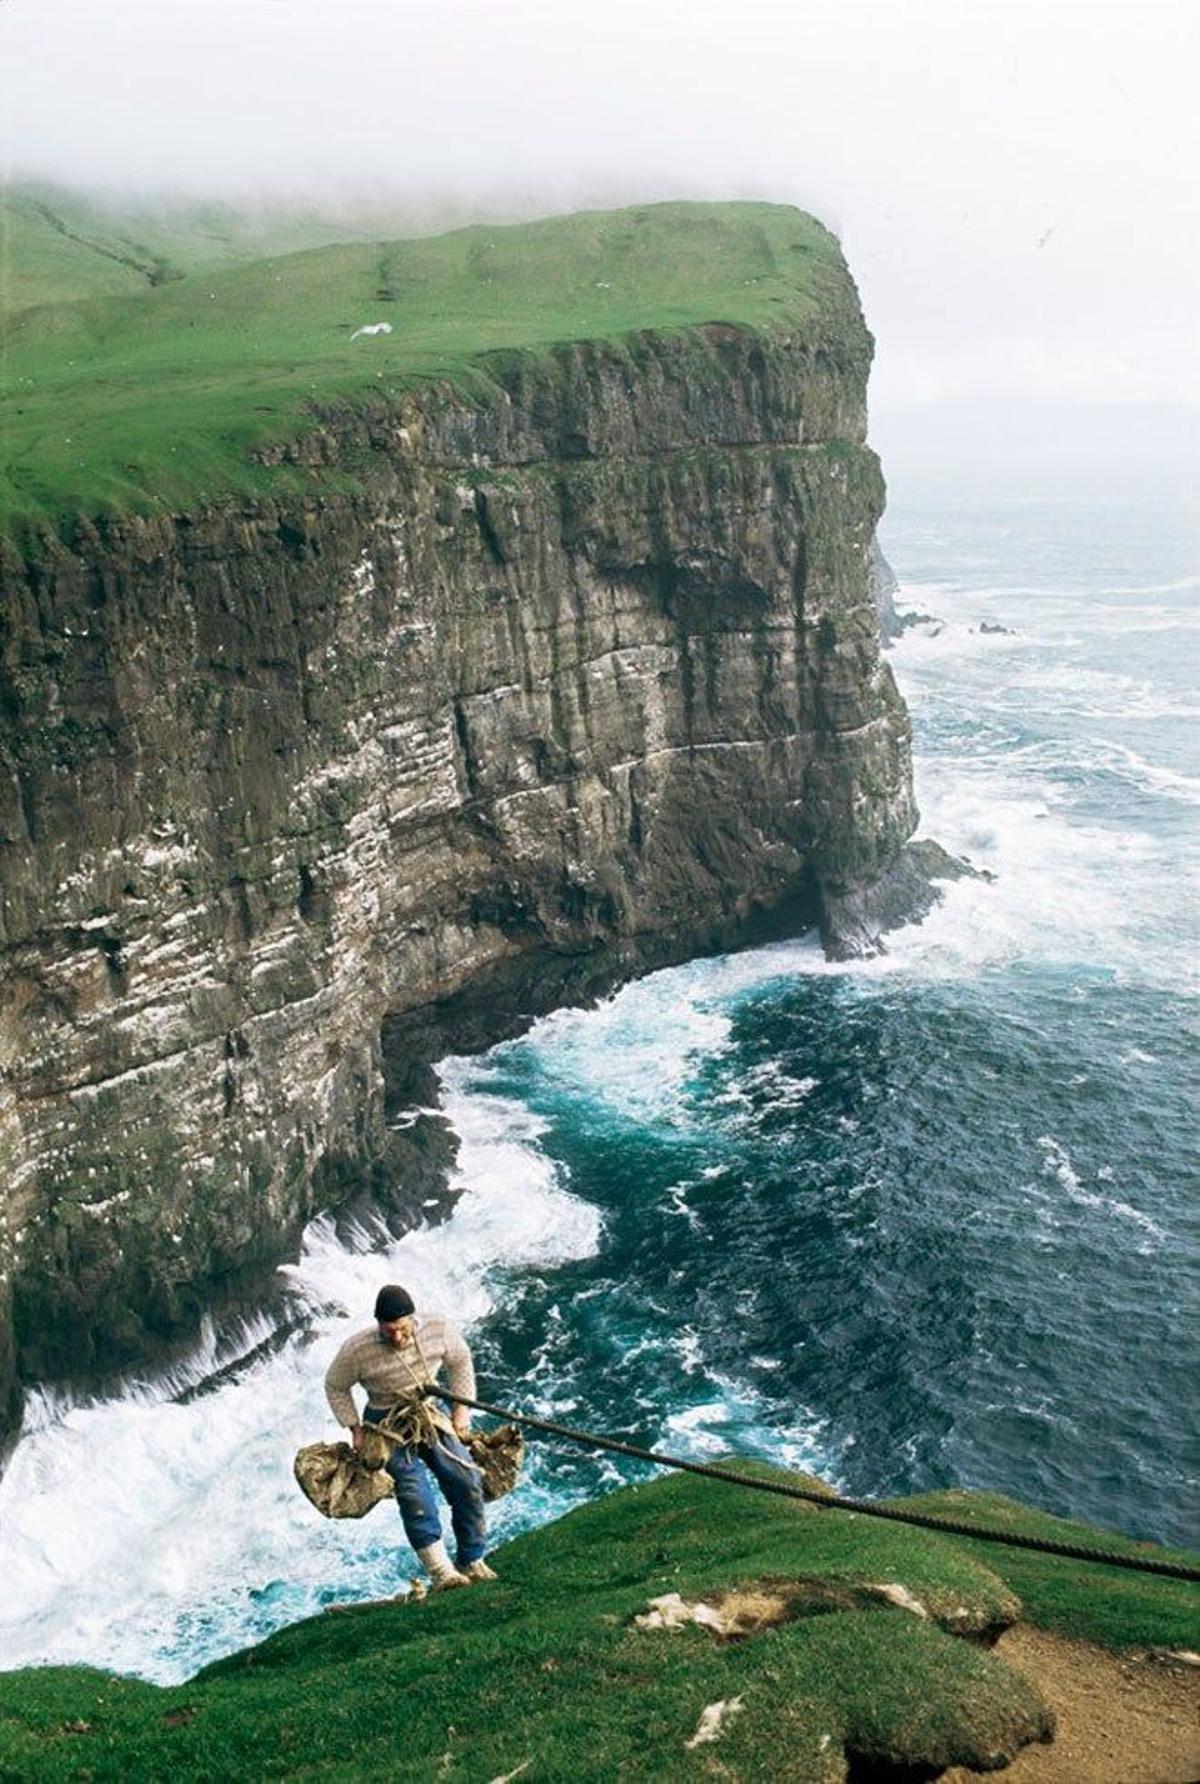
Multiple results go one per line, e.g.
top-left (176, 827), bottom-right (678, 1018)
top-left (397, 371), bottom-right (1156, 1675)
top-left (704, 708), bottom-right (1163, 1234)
top-left (362, 1330), bottom-right (461, 1450)
top-left (430, 1388), bottom-right (1200, 1584)
top-left (363, 1395), bottom-right (448, 1450)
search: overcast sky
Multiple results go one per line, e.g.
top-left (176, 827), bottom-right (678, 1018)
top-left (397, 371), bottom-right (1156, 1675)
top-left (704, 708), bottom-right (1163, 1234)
top-left (2, 0), bottom-right (1196, 413)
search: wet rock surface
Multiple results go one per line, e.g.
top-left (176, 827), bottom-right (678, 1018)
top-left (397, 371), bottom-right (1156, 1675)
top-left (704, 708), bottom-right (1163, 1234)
top-left (821, 838), bottom-right (989, 960)
top-left (871, 536), bottom-right (903, 643)
top-left (0, 309), bottom-right (930, 1438)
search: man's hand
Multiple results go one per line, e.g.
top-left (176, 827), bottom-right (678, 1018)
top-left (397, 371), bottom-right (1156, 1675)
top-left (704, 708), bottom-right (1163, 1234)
top-left (350, 1423), bottom-right (364, 1453)
top-left (452, 1408), bottom-right (471, 1439)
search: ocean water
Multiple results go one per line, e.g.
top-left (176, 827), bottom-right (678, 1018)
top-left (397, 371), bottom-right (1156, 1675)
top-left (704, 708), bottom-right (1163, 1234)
top-left (1, 497), bottom-right (1196, 1684)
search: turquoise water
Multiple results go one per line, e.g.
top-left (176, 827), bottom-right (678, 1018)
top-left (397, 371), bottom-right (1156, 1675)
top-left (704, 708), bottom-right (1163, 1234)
top-left (1, 497), bottom-right (1195, 1681)
top-left (451, 498), bottom-right (1200, 1551)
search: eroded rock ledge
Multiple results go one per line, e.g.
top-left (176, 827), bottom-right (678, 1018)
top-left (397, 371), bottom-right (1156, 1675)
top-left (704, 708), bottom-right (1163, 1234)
top-left (0, 315), bottom-right (924, 1440)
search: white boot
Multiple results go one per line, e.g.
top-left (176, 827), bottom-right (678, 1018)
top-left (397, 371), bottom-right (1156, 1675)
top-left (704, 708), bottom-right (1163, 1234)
top-left (415, 1540), bottom-right (470, 1591)
top-left (462, 1558), bottom-right (497, 1581)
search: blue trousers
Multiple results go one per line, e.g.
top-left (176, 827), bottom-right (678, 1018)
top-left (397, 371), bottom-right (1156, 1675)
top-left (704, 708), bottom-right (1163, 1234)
top-left (365, 1409), bottom-right (487, 1565)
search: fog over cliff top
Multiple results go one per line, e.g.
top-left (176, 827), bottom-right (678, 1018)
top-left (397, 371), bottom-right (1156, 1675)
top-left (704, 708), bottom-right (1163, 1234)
top-left (3, 0), bottom-right (1197, 437)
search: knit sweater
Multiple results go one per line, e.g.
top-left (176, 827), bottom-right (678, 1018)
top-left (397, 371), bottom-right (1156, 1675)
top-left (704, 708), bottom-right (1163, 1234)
top-left (324, 1315), bottom-right (477, 1429)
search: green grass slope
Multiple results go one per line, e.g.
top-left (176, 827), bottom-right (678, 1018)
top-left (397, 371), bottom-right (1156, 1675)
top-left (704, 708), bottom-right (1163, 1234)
top-left (0, 183), bottom-right (423, 311)
top-left (0, 1468), bottom-right (1194, 1782)
top-left (0, 199), bottom-right (841, 540)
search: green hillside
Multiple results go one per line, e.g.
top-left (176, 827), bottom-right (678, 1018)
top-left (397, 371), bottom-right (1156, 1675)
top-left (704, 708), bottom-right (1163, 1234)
top-left (0, 196), bottom-right (842, 540)
top-left (0, 1467), bottom-right (1194, 1781)
top-left (0, 184), bottom-right (422, 310)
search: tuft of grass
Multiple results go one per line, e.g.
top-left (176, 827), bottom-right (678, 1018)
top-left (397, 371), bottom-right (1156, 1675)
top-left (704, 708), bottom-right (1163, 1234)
top-left (0, 198), bottom-right (846, 540)
top-left (0, 1466), bottom-right (1192, 1780)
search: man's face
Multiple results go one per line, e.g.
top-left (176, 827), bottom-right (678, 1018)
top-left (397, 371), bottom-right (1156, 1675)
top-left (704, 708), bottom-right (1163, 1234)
top-left (378, 1315), bottom-right (414, 1347)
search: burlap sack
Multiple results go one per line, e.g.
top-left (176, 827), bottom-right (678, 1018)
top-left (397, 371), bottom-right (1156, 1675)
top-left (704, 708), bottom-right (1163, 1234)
top-left (362, 1400), bottom-right (524, 1501)
top-left (294, 1423), bottom-right (524, 1517)
top-left (464, 1424), bottom-right (524, 1501)
top-left (294, 1440), bottom-right (395, 1519)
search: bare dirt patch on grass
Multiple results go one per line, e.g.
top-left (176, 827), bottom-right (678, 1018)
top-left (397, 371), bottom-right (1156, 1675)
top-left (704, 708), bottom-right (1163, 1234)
top-left (943, 1625), bottom-right (1200, 1784)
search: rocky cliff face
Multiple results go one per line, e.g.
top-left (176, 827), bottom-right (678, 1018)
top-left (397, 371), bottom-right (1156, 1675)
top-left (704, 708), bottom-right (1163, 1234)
top-left (0, 311), bottom-right (919, 1440)
top-left (871, 536), bottom-right (903, 642)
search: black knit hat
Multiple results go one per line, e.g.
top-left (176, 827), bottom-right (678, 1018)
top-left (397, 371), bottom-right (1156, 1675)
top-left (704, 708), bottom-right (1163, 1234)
top-left (374, 1283), bottom-right (415, 1322)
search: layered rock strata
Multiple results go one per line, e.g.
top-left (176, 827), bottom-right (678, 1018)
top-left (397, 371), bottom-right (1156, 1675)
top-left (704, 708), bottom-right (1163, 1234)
top-left (0, 312), bottom-right (920, 1439)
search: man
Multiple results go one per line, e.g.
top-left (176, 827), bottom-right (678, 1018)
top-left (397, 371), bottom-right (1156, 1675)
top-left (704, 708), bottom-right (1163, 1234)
top-left (324, 1283), bottom-right (496, 1590)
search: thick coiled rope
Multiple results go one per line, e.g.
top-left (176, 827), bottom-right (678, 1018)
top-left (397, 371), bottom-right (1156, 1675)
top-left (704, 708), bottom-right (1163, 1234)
top-left (430, 1388), bottom-right (1200, 1584)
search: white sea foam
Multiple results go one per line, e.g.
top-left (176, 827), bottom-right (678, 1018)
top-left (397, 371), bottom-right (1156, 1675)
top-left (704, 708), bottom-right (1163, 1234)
top-left (468, 973), bottom-right (734, 1129)
top-left (880, 629), bottom-right (1194, 987)
top-left (986, 665), bottom-right (1200, 723)
top-left (1091, 574), bottom-right (1200, 598)
top-left (662, 1180), bottom-right (705, 1231)
top-left (888, 618), bottom-right (1028, 666)
top-left (1033, 1136), bottom-right (1168, 1247)
top-left (0, 1080), bottom-right (603, 1683)
top-left (663, 1401), bottom-right (735, 1450)
top-left (661, 1373), bottom-right (831, 1479)
top-left (1096, 741), bottom-right (1200, 806)
top-left (673, 1327), bottom-right (705, 1374)
top-left (898, 571), bottom-right (1200, 605)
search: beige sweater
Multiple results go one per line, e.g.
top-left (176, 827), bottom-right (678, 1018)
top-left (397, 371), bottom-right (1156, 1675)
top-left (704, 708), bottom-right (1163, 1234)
top-left (324, 1314), bottom-right (476, 1429)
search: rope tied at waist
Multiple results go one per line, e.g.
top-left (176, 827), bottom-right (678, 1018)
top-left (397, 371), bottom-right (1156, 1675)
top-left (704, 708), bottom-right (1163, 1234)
top-left (360, 1392), bottom-right (458, 1464)
top-left (358, 1394), bottom-right (526, 1501)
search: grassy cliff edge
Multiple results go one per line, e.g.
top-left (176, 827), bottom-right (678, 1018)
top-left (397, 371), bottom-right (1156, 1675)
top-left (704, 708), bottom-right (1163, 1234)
top-left (1, 198), bottom-right (853, 541)
top-left (0, 1468), bottom-right (1195, 1781)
